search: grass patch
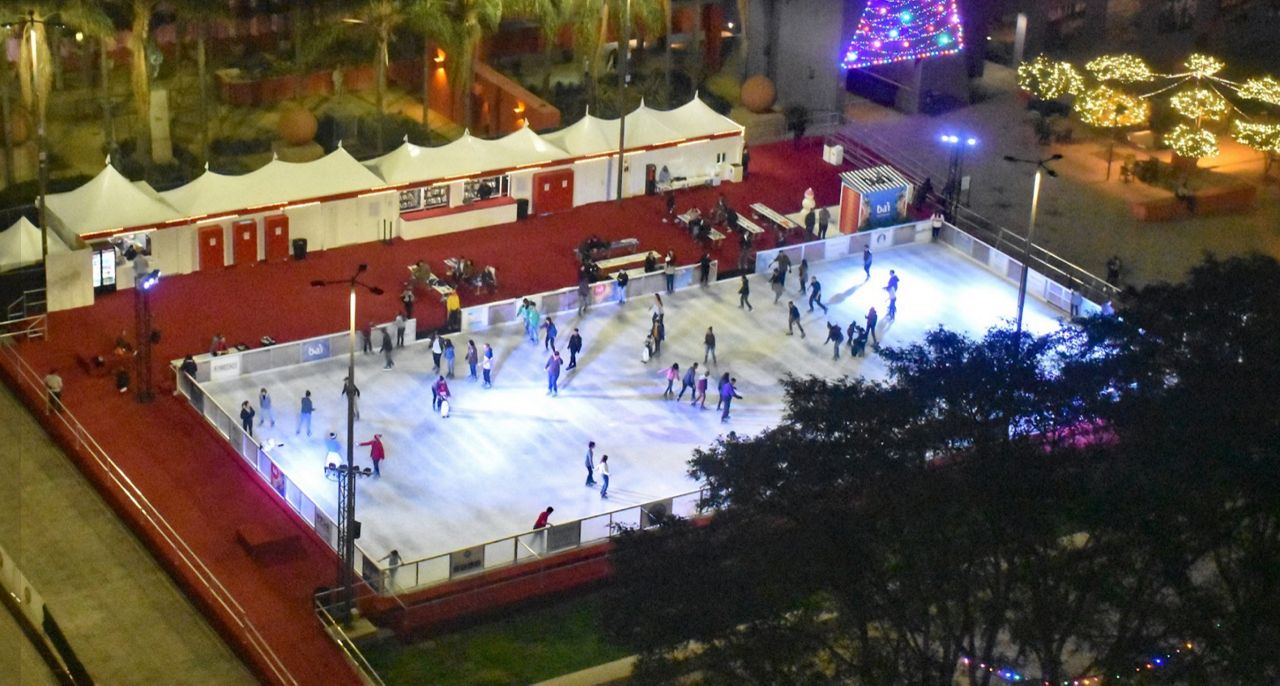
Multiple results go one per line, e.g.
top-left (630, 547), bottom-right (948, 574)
top-left (363, 592), bottom-right (631, 685)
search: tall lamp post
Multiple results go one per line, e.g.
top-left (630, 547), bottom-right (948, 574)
top-left (135, 269), bottom-right (161, 403)
top-left (615, 0), bottom-right (631, 203)
top-left (310, 265), bottom-right (383, 625)
top-left (1003, 153), bottom-right (1061, 334)
top-left (939, 134), bottom-right (976, 220)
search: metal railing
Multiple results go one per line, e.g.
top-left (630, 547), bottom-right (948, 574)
top-left (827, 125), bottom-right (1119, 304)
top-left (0, 314), bottom-right (47, 342)
top-left (313, 584), bottom-right (389, 686)
top-left (0, 342), bottom-right (298, 686)
top-left (7, 288), bottom-right (47, 320)
top-left (387, 489), bottom-right (709, 596)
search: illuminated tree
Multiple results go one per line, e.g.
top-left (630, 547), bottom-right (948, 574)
top-left (1017, 54), bottom-right (1085, 101)
top-left (1085, 53), bottom-right (1155, 84)
top-left (1078, 85), bottom-right (1150, 179)
top-left (1165, 123), bottom-right (1219, 160)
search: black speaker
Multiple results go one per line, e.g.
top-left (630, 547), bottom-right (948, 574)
top-left (150, 330), bottom-right (162, 344)
top-left (291, 238), bottom-right (308, 260)
top-left (352, 520), bottom-right (362, 539)
top-left (516, 198), bottom-right (530, 220)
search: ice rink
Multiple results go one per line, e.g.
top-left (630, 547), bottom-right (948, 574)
top-left (202, 241), bottom-right (1062, 563)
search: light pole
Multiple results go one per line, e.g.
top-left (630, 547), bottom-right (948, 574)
top-left (1003, 154), bottom-right (1061, 334)
top-left (135, 269), bottom-right (161, 403)
top-left (939, 134), bottom-right (976, 220)
top-left (310, 265), bottom-right (383, 625)
top-left (615, 0), bottom-right (631, 203)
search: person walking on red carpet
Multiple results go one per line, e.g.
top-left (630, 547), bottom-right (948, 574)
top-left (359, 434), bottom-right (386, 477)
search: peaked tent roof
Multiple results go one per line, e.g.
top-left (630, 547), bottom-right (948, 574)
top-left (655, 97), bottom-right (745, 138)
top-left (160, 147), bottom-right (388, 218)
top-left (0, 216), bottom-right (68, 271)
top-left (45, 163), bottom-right (180, 237)
top-left (542, 114), bottom-right (616, 157)
top-left (365, 126), bottom-right (569, 186)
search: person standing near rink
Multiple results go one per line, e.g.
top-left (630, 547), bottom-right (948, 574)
top-left (297, 390), bottom-right (314, 436)
top-left (359, 434), bottom-right (386, 477)
top-left (466, 340), bottom-right (479, 380)
top-left (380, 327), bottom-right (395, 369)
top-left (599, 455), bottom-right (611, 499)
top-left (584, 441), bottom-right (597, 487)
top-left (258, 388), bottom-right (276, 427)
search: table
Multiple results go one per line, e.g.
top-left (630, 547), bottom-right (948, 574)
top-left (735, 216), bottom-right (765, 235)
top-left (676, 208), bottom-right (702, 227)
top-left (596, 253), bottom-right (650, 271)
top-left (707, 229), bottom-right (726, 244)
top-left (751, 203), bottom-right (799, 230)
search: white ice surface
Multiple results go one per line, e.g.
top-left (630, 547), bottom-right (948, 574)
top-left (202, 242), bottom-right (1062, 562)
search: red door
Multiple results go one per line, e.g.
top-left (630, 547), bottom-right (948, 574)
top-left (264, 215), bottom-right (290, 261)
top-left (232, 219), bottom-right (258, 265)
top-left (198, 225), bottom-right (225, 270)
top-left (532, 169), bottom-right (574, 214)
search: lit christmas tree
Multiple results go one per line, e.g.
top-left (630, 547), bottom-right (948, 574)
top-left (841, 0), bottom-right (966, 69)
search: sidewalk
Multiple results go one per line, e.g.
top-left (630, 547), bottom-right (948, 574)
top-left (0, 384), bottom-right (254, 686)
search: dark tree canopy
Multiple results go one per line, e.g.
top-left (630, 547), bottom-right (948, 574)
top-left (603, 254), bottom-right (1280, 685)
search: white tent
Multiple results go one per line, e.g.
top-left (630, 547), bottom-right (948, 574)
top-left (653, 96), bottom-right (745, 138)
top-left (542, 113), bottom-right (617, 157)
top-left (366, 127), bottom-right (568, 186)
top-left (0, 216), bottom-right (68, 271)
top-left (45, 162), bottom-right (179, 238)
top-left (160, 146), bottom-right (386, 217)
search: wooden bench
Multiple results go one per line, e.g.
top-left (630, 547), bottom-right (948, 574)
top-left (751, 203), bottom-right (799, 230)
top-left (707, 229), bottom-right (726, 244)
top-left (236, 522), bottom-right (302, 562)
top-left (596, 253), bottom-right (650, 271)
top-left (609, 238), bottom-right (639, 254)
top-left (735, 216), bottom-right (765, 235)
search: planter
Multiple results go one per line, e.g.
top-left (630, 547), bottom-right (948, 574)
top-left (258, 74), bottom-right (300, 105)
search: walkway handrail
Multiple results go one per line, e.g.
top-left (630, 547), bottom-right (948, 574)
top-left (314, 597), bottom-right (388, 686)
top-left (0, 342), bottom-right (299, 686)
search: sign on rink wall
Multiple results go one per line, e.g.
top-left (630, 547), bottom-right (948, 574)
top-left (300, 337), bottom-right (332, 363)
top-left (209, 354), bottom-right (241, 381)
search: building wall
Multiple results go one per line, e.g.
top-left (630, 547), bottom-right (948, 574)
top-left (745, 0), bottom-right (862, 113)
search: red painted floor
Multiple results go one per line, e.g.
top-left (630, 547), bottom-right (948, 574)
top-left (3, 139), bottom-right (852, 684)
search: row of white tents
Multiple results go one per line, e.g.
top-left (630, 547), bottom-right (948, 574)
top-left (40, 97), bottom-right (743, 245)
top-left (29, 97), bottom-right (744, 311)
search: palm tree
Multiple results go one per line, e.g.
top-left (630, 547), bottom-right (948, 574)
top-left (435, 0), bottom-right (502, 131)
top-left (402, 0), bottom-right (450, 139)
top-left (120, 0), bottom-right (162, 160)
top-left (508, 0), bottom-right (575, 94)
top-left (171, 0), bottom-right (229, 164)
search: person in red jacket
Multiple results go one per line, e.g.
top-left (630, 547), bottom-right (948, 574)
top-left (359, 434), bottom-right (386, 477)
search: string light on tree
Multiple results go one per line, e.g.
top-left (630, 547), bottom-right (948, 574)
top-left (1166, 123), bottom-right (1219, 159)
top-left (1183, 53), bottom-right (1225, 79)
top-left (1017, 54), bottom-right (1085, 100)
top-left (1084, 54), bottom-right (1155, 83)
top-left (1169, 87), bottom-right (1232, 122)
top-left (1232, 120), bottom-right (1280, 153)
top-left (1079, 86), bottom-right (1149, 128)
top-left (1238, 76), bottom-right (1280, 106)
top-left (840, 0), bottom-right (966, 69)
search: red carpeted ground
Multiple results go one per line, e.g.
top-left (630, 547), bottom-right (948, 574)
top-left (3, 139), bottom-right (851, 683)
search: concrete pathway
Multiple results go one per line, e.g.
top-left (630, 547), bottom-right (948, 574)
top-left (0, 385), bottom-right (255, 686)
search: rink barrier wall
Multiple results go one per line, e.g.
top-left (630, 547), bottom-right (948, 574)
top-left (751, 220), bottom-right (1102, 317)
top-left (384, 489), bottom-right (709, 596)
top-left (457, 262), bottom-right (716, 334)
top-left (173, 369), bottom-right (385, 589)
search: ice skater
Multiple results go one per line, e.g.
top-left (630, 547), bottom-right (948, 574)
top-left (797, 258), bottom-right (809, 294)
top-left (341, 376), bottom-right (360, 420)
top-left (482, 354), bottom-right (493, 388)
top-left (694, 369), bottom-right (710, 408)
top-left (380, 327), bottom-right (395, 369)
top-left (297, 390), bottom-right (314, 436)
top-left (887, 289), bottom-right (898, 320)
top-left (720, 377), bottom-right (742, 422)
top-left (615, 270), bottom-right (629, 304)
top-left (432, 375), bottom-right (451, 412)
top-left (768, 252), bottom-right (791, 288)
top-left (770, 267), bottom-right (785, 304)
top-left (443, 339), bottom-right (456, 377)
top-left (361, 321), bottom-right (373, 354)
top-left (395, 314), bottom-right (406, 347)
top-left (863, 245), bottom-right (873, 279)
top-left (808, 276), bottom-right (828, 314)
top-left (567, 328), bottom-right (583, 370)
top-left (324, 432), bottom-right (341, 467)
top-left (542, 316), bottom-right (558, 348)
top-left (662, 363), bottom-right (680, 399)
top-left (865, 307), bottom-right (879, 346)
top-left (545, 349), bottom-right (563, 396)
top-left (787, 301), bottom-right (806, 338)
top-left (738, 275), bottom-right (753, 310)
top-left (715, 372), bottom-right (731, 411)
top-left (240, 400), bottom-right (255, 436)
top-left (466, 340), bottom-right (479, 380)
top-left (651, 313), bottom-right (666, 356)
top-left (584, 441), bottom-right (597, 486)
top-left (824, 323), bottom-right (844, 360)
top-left (664, 251), bottom-right (676, 293)
top-left (704, 327), bottom-right (717, 365)
top-left (599, 455), bottom-right (610, 498)
top-left (430, 334), bottom-right (443, 373)
top-left (526, 303), bottom-right (542, 343)
top-left (885, 269), bottom-right (900, 293)
top-left (577, 278), bottom-right (591, 316)
top-left (677, 363), bottom-right (699, 401)
top-left (359, 434), bottom-right (386, 476)
top-left (699, 253), bottom-right (712, 286)
top-left (258, 388), bottom-right (276, 428)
